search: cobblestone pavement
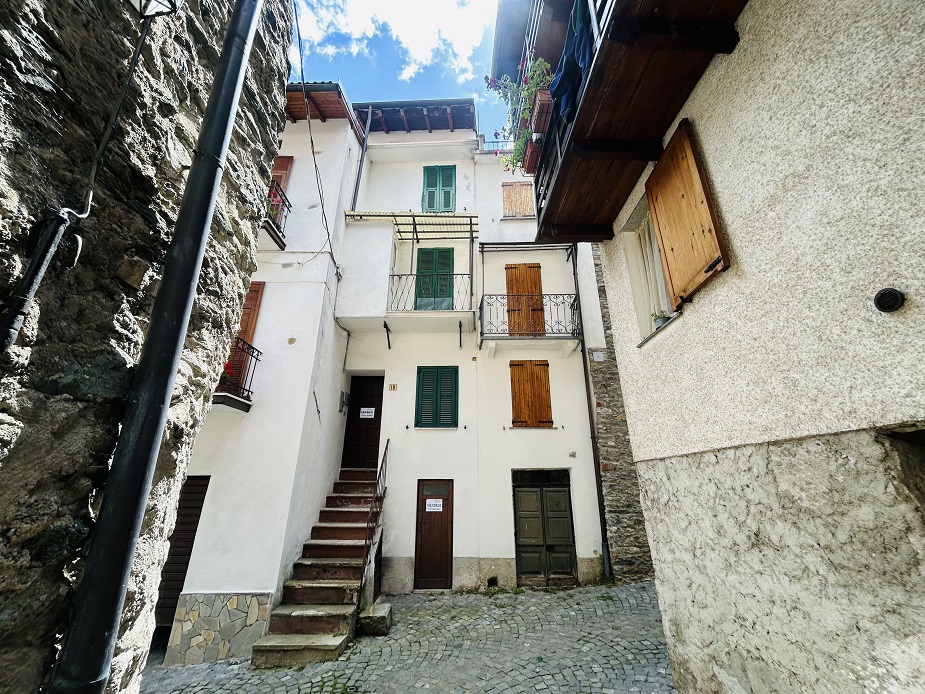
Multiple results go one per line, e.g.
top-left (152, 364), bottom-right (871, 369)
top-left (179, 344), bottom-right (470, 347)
top-left (141, 581), bottom-right (675, 693)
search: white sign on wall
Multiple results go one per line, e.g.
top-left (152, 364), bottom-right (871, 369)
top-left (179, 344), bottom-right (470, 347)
top-left (425, 499), bottom-right (443, 512)
top-left (359, 407), bottom-right (375, 419)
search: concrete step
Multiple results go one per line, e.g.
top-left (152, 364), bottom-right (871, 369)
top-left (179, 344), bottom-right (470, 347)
top-left (339, 468), bottom-right (378, 482)
top-left (319, 507), bottom-right (374, 523)
top-left (326, 493), bottom-right (374, 508)
top-left (333, 480), bottom-right (377, 494)
top-left (311, 522), bottom-right (368, 541)
top-left (293, 558), bottom-right (365, 581)
top-left (251, 633), bottom-right (350, 668)
top-left (283, 579), bottom-right (361, 605)
top-left (303, 539), bottom-right (365, 559)
top-left (269, 603), bottom-right (356, 635)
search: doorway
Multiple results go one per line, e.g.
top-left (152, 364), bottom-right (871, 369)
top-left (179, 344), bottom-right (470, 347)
top-left (414, 479), bottom-right (454, 589)
top-left (340, 376), bottom-right (384, 469)
top-left (512, 469), bottom-right (577, 587)
top-left (505, 263), bottom-right (545, 336)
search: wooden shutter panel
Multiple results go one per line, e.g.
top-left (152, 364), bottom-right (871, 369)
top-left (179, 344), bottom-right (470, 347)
top-left (416, 367), bottom-right (437, 427)
top-left (645, 119), bottom-right (729, 310)
top-left (502, 181), bottom-right (535, 217)
top-left (423, 167), bottom-right (439, 212)
top-left (439, 166), bottom-right (455, 212)
top-left (530, 360), bottom-right (553, 427)
top-left (238, 281), bottom-right (265, 345)
top-left (437, 367), bottom-right (458, 427)
top-left (510, 361), bottom-right (530, 427)
top-left (271, 156), bottom-right (293, 191)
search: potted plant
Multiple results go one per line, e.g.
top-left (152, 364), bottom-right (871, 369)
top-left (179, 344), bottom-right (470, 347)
top-left (652, 311), bottom-right (671, 329)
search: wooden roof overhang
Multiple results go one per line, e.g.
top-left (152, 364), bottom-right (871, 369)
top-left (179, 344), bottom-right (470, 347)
top-left (285, 83), bottom-right (364, 141)
top-left (533, 0), bottom-right (750, 243)
top-left (351, 100), bottom-right (476, 134)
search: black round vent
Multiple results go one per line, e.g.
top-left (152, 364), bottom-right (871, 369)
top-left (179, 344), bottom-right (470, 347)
top-left (874, 288), bottom-right (905, 313)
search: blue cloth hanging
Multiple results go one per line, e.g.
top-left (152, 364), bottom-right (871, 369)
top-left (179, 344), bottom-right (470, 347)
top-left (549, 0), bottom-right (593, 123)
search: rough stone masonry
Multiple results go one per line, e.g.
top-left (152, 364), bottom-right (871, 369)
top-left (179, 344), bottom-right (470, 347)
top-left (0, 1), bottom-right (290, 692)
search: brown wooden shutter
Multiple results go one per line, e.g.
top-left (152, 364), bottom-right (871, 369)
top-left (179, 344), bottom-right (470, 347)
top-left (155, 475), bottom-right (210, 626)
top-left (510, 360), bottom-right (553, 428)
top-left (505, 264), bottom-right (545, 336)
top-left (502, 181), bottom-right (535, 218)
top-left (645, 119), bottom-right (729, 310)
top-left (271, 156), bottom-right (293, 192)
top-left (238, 281), bottom-right (265, 345)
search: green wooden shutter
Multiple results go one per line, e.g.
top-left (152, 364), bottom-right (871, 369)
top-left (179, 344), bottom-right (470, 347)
top-left (416, 367), bottom-right (438, 427)
top-left (437, 366), bottom-right (458, 427)
top-left (415, 248), bottom-right (453, 310)
top-left (439, 166), bottom-right (456, 212)
top-left (423, 167), bottom-right (440, 212)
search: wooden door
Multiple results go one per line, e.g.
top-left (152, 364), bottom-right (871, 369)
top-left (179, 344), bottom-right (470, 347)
top-left (220, 282), bottom-right (263, 396)
top-left (415, 248), bottom-right (454, 310)
top-left (155, 476), bottom-right (210, 625)
top-left (271, 156), bottom-right (293, 192)
top-left (505, 263), bottom-right (545, 336)
top-left (414, 480), bottom-right (454, 589)
top-left (340, 376), bottom-right (384, 469)
top-left (513, 485), bottom-right (577, 587)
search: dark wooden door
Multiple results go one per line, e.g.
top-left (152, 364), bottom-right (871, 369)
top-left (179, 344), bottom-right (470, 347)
top-left (513, 485), bottom-right (577, 587)
top-left (155, 476), bottom-right (210, 625)
top-left (505, 263), bottom-right (545, 336)
top-left (414, 480), bottom-right (453, 589)
top-left (219, 282), bottom-right (264, 397)
top-left (340, 376), bottom-right (384, 469)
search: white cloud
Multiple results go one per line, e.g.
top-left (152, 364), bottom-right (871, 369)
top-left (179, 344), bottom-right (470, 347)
top-left (294, 0), bottom-right (496, 82)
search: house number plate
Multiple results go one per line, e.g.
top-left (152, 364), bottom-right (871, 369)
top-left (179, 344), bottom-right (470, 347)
top-left (425, 499), bottom-right (443, 512)
top-left (359, 407), bottom-right (375, 419)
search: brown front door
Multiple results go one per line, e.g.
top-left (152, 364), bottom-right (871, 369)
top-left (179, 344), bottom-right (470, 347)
top-left (414, 480), bottom-right (453, 589)
top-left (340, 376), bottom-right (384, 468)
top-left (155, 476), bottom-right (210, 625)
top-left (219, 282), bottom-right (264, 397)
top-left (513, 477), bottom-right (577, 587)
top-left (505, 263), bottom-right (545, 336)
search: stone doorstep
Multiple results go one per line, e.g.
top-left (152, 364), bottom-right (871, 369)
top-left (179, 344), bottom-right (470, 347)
top-left (250, 633), bottom-right (351, 669)
top-left (282, 579), bottom-right (361, 605)
top-left (269, 603), bottom-right (356, 635)
top-left (357, 602), bottom-right (392, 637)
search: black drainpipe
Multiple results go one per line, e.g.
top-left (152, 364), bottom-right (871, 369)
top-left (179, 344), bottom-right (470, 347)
top-left (571, 244), bottom-right (613, 582)
top-left (47, 2), bottom-right (265, 691)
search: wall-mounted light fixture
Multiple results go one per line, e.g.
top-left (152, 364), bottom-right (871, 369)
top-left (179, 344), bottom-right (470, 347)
top-left (126, 0), bottom-right (185, 18)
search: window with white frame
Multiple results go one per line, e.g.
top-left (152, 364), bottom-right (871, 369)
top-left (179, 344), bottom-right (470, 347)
top-left (623, 212), bottom-right (673, 339)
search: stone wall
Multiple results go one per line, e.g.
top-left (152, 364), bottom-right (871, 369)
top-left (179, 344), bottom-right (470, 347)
top-left (638, 430), bottom-right (925, 693)
top-left (588, 244), bottom-right (653, 584)
top-left (163, 592), bottom-right (271, 665)
top-left (0, 1), bottom-right (290, 692)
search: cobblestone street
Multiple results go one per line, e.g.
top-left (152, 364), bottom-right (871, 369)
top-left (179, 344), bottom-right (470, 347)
top-left (141, 582), bottom-right (675, 693)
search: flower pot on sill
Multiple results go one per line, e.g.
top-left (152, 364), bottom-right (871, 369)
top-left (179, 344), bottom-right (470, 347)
top-left (653, 316), bottom-right (670, 329)
top-left (530, 89), bottom-right (553, 134)
top-left (523, 139), bottom-right (542, 175)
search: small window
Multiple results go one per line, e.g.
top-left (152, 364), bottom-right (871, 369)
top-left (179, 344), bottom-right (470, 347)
top-left (415, 366), bottom-right (458, 427)
top-left (622, 214), bottom-right (673, 339)
top-left (509, 360), bottom-right (553, 428)
top-left (423, 166), bottom-right (456, 212)
top-left (415, 248), bottom-right (454, 310)
top-left (501, 181), bottom-right (535, 218)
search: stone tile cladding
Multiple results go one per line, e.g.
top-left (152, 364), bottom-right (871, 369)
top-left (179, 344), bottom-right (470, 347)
top-left (163, 593), bottom-right (271, 666)
top-left (589, 244), bottom-right (654, 583)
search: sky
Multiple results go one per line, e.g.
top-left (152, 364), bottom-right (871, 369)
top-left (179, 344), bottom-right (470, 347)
top-left (290, 0), bottom-right (509, 142)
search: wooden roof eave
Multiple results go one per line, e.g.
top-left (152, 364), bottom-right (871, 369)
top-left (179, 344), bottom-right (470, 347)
top-left (534, 0), bottom-right (749, 243)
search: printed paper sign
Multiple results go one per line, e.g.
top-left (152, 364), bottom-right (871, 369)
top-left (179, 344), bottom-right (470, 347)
top-left (359, 407), bottom-right (375, 419)
top-left (425, 499), bottom-right (443, 512)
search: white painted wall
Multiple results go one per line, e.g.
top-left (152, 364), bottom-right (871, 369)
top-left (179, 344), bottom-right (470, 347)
top-left (600, 0), bottom-right (925, 462)
top-left (336, 220), bottom-right (393, 321)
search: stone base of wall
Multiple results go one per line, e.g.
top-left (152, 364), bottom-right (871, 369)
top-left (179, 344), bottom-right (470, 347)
top-left (638, 429), bottom-right (925, 694)
top-left (163, 593), bottom-right (271, 666)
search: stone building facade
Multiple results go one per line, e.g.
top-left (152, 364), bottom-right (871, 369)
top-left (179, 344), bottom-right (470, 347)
top-left (0, 1), bottom-right (290, 691)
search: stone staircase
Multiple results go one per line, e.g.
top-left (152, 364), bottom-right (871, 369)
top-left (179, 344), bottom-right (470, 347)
top-left (251, 468), bottom-right (379, 668)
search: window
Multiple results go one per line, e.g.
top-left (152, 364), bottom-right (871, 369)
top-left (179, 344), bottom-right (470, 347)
top-left (622, 214), bottom-right (672, 338)
top-left (644, 119), bottom-right (729, 310)
top-left (501, 181), bottom-right (535, 218)
top-left (422, 165), bottom-right (456, 212)
top-left (509, 360), bottom-right (553, 428)
top-left (415, 366), bottom-right (458, 427)
top-left (415, 248), bottom-right (454, 310)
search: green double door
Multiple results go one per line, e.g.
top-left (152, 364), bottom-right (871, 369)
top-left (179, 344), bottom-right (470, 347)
top-left (415, 248), bottom-right (453, 310)
top-left (513, 484), bottom-right (578, 587)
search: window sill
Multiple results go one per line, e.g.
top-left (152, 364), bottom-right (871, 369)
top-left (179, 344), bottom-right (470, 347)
top-left (507, 426), bottom-right (558, 430)
top-left (636, 311), bottom-right (681, 348)
top-left (414, 427), bottom-right (459, 430)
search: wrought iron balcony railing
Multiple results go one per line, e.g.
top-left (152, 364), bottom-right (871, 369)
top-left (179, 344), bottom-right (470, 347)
top-left (215, 336), bottom-right (262, 401)
top-left (388, 274), bottom-right (472, 312)
top-left (262, 180), bottom-right (291, 249)
top-left (480, 294), bottom-right (581, 338)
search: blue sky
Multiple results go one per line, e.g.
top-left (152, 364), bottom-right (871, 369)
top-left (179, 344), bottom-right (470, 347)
top-left (290, 0), bottom-right (509, 141)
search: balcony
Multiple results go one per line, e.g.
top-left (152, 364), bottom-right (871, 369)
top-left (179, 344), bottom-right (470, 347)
top-left (480, 293), bottom-right (580, 355)
top-left (213, 337), bottom-right (262, 412)
top-left (388, 274), bottom-right (472, 312)
top-left (262, 180), bottom-right (291, 250)
top-left (530, 0), bottom-right (748, 242)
